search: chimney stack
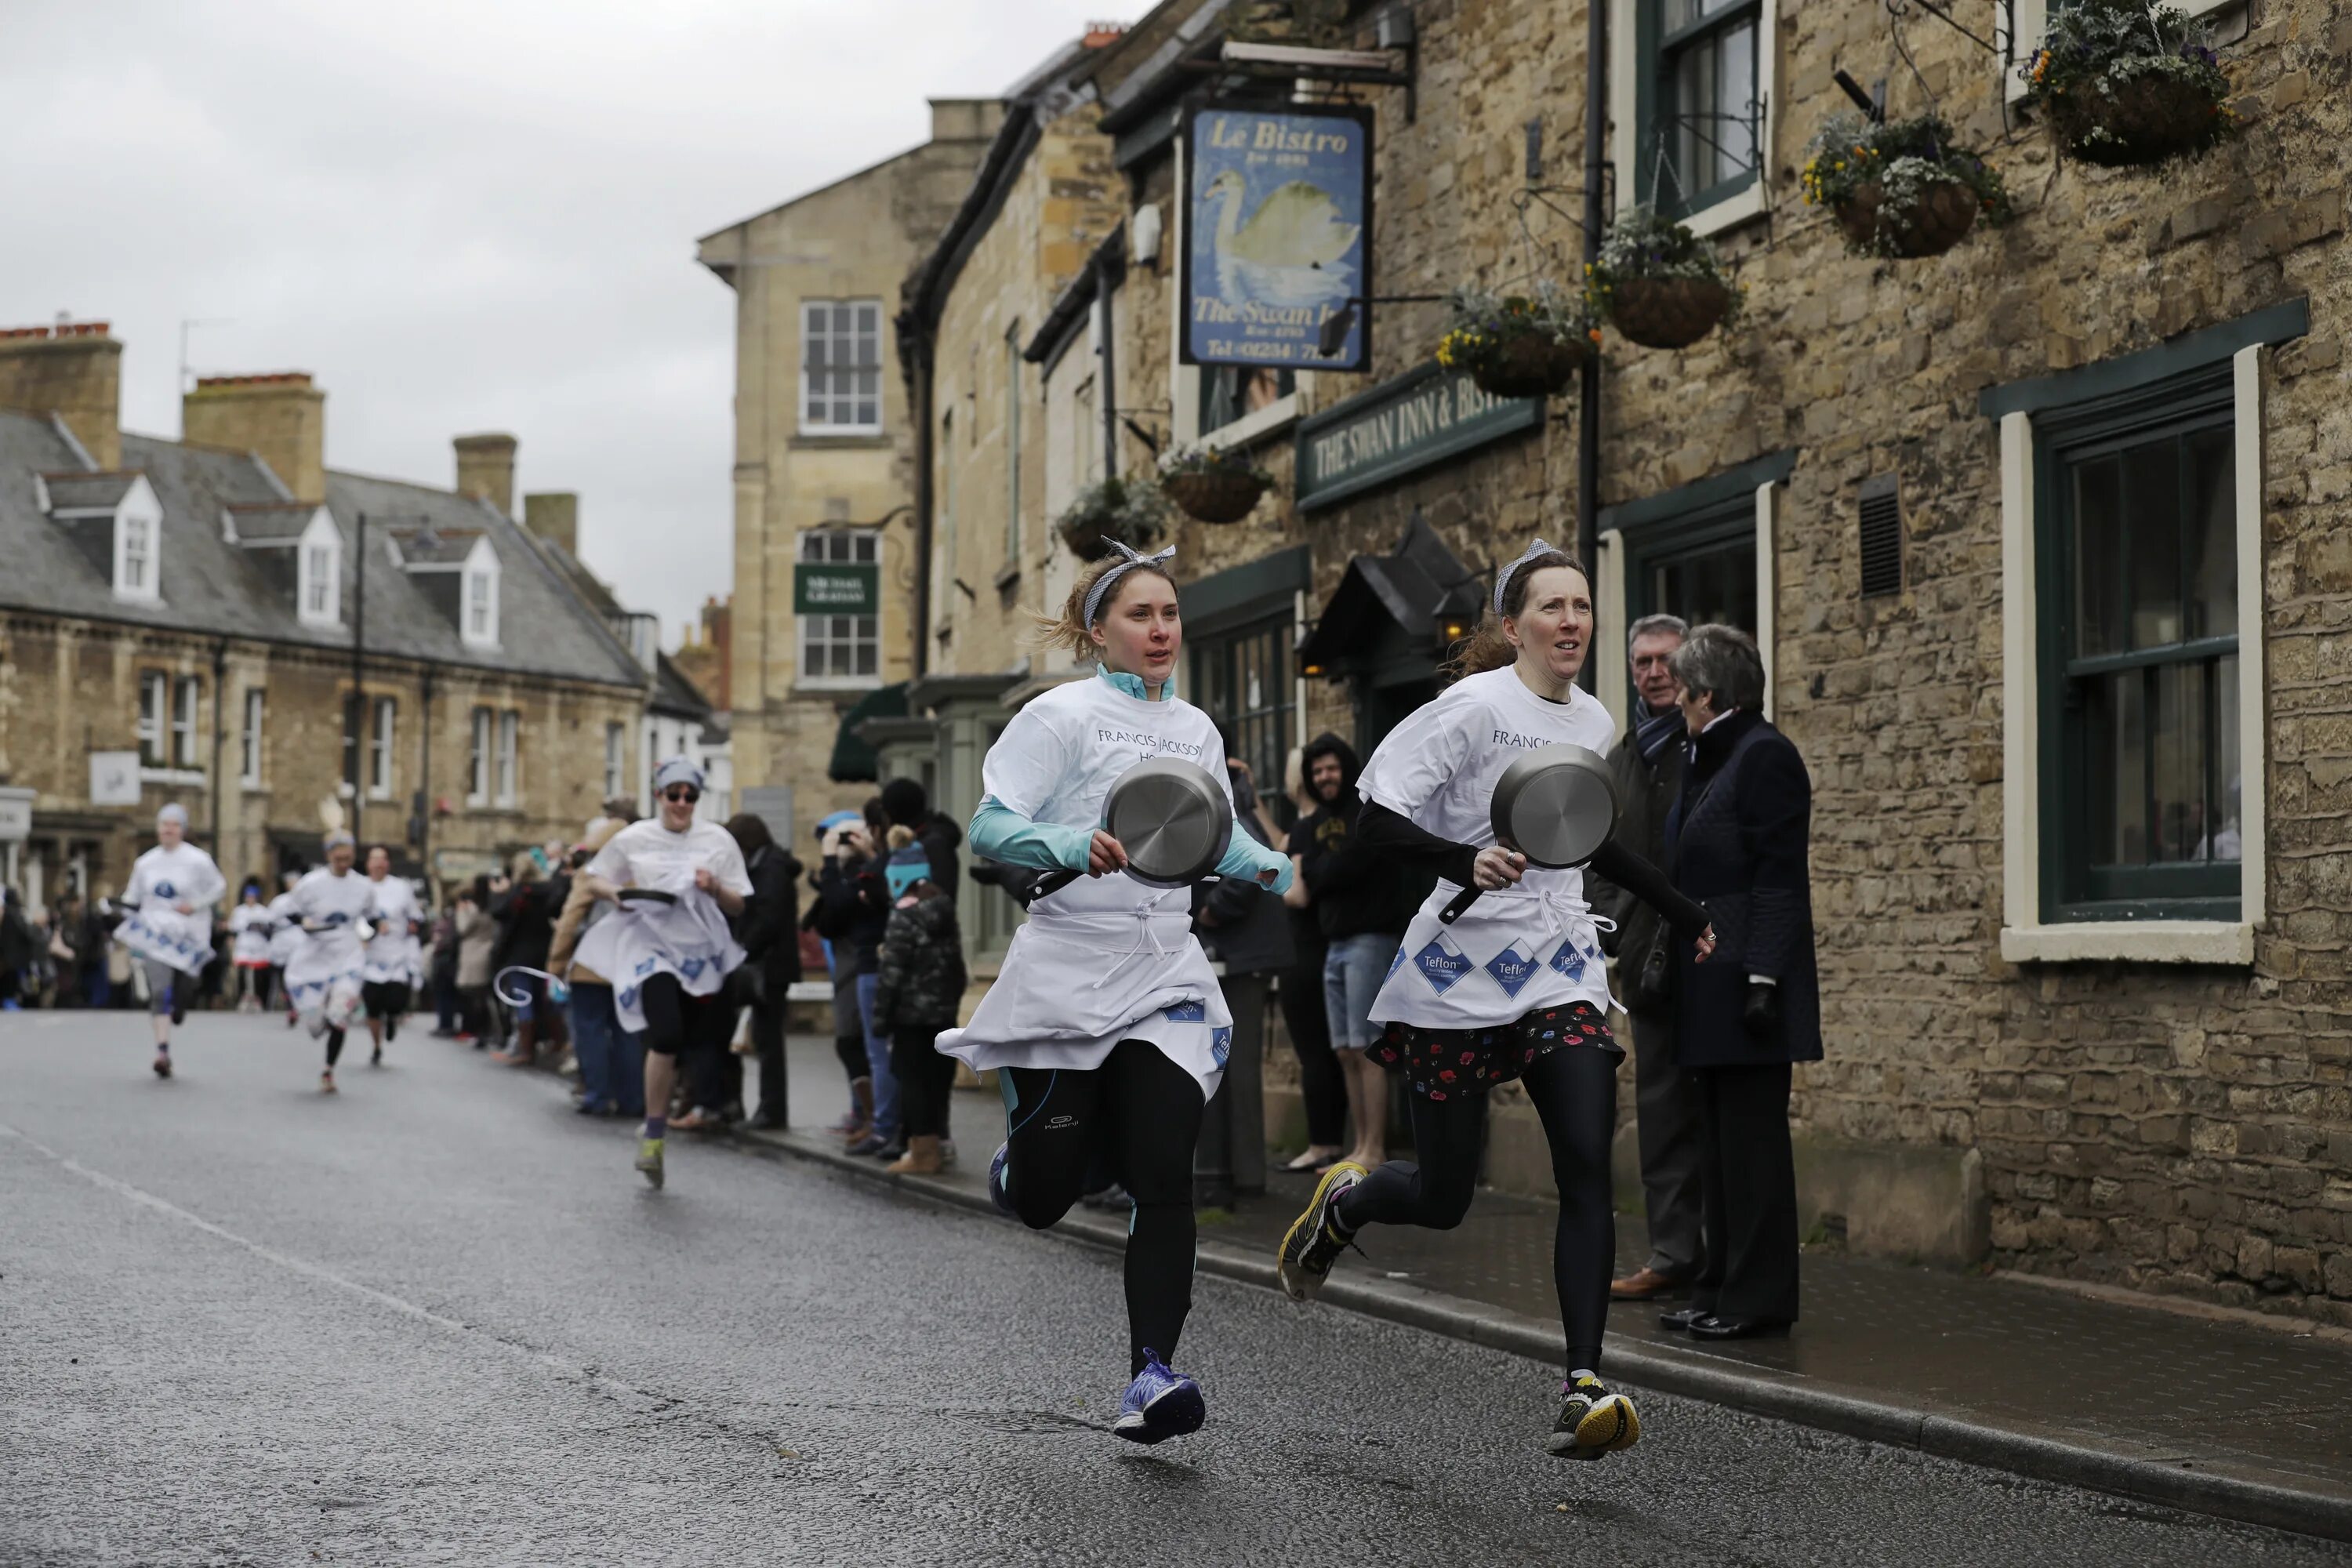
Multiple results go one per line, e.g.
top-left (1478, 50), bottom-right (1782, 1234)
top-left (523, 491), bottom-right (579, 557)
top-left (454, 433), bottom-right (517, 517)
top-left (183, 372), bottom-right (326, 500)
top-left (0, 321), bottom-right (123, 470)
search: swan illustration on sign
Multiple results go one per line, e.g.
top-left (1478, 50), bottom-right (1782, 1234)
top-left (1182, 105), bottom-right (1373, 371)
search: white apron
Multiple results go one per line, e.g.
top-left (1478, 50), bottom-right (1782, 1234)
top-left (115, 906), bottom-right (213, 978)
top-left (266, 893), bottom-right (303, 970)
top-left (1367, 881), bottom-right (1615, 1032)
top-left (577, 893), bottom-right (744, 1035)
top-left (361, 877), bottom-right (423, 987)
top-left (284, 872), bottom-right (372, 1036)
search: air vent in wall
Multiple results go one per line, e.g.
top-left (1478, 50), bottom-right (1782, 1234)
top-left (1858, 474), bottom-right (1902, 597)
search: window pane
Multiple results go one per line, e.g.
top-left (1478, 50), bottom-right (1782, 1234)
top-left (854, 534), bottom-right (877, 562)
top-left (1647, 537), bottom-right (1757, 636)
top-left (855, 642), bottom-right (877, 677)
top-left (2151, 659), bottom-right (2209, 863)
top-left (1664, 0), bottom-right (1745, 28)
top-left (2071, 456), bottom-right (2124, 657)
top-left (855, 401), bottom-right (877, 426)
top-left (2123, 441), bottom-right (2182, 650)
top-left (832, 304), bottom-right (851, 335)
top-left (2183, 425), bottom-right (2236, 639)
top-left (2212, 654), bottom-right (2241, 862)
top-left (2083, 669), bottom-right (2146, 866)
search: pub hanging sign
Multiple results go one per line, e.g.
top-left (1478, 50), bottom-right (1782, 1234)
top-left (793, 562), bottom-right (878, 615)
top-left (1181, 103), bottom-right (1373, 373)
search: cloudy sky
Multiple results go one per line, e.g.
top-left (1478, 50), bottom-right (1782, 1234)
top-left (2, 0), bottom-right (1136, 644)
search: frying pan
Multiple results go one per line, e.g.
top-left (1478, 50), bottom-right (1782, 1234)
top-left (1033, 757), bottom-right (1235, 901)
top-left (618, 887), bottom-right (679, 906)
top-left (1438, 744), bottom-right (1619, 925)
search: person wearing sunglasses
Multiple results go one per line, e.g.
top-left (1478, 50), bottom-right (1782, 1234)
top-left (574, 758), bottom-right (753, 1190)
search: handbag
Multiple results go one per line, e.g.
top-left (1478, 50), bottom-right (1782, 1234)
top-left (1632, 919), bottom-right (1675, 1011)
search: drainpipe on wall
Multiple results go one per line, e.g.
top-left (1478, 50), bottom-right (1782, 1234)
top-left (902, 314), bottom-right (935, 681)
top-left (417, 662), bottom-right (435, 890)
top-left (1097, 258), bottom-right (1120, 485)
top-left (1577, 0), bottom-right (1608, 693)
top-left (210, 637), bottom-right (228, 859)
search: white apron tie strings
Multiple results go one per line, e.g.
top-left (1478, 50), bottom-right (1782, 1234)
top-left (1089, 888), bottom-right (1189, 993)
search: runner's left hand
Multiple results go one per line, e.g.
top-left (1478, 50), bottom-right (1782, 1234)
top-left (1693, 925), bottom-right (1717, 964)
top-left (693, 867), bottom-right (717, 893)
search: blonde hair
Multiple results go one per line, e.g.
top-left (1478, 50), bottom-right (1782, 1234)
top-left (1447, 550), bottom-right (1591, 677)
top-left (1029, 554), bottom-right (1178, 659)
top-left (886, 825), bottom-right (915, 850)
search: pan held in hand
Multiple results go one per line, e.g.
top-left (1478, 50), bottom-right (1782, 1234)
top-left (1033, 757), bottom-right (1235, 900)
top-left (1439, 744), bottom-right (1619, 926)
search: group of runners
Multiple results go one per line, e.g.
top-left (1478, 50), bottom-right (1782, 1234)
top-left (118, 818), bottom-right (423, 1094)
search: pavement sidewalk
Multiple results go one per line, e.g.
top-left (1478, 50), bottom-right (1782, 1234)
top-left (740, 1036), bottom-right (2352, 1542)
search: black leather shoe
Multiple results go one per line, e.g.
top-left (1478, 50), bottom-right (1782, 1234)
top-left (1657, 1305), bottom-right (1709, 1331)
top-left (1686, 1314), bottom-right (1792, 1341)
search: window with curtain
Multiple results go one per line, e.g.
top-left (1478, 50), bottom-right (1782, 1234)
top-left (1642, 0), bottom-right (1763, 215)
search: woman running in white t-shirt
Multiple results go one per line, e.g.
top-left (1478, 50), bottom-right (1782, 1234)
top-left (117, 803), bottom-right (226, 1077)
top-left (1276, 541), bottom-right (1716, 1461)
top-left (942, 539), bottom-right (1291, 1447)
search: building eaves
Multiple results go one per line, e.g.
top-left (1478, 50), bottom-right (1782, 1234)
top-left (899, 108), bottom-right (1047, 338)
top-left (695, 140), bottom-right (938, 274)
top-left (1024, 224), bottom-right (1125, 369)
top-left (1095, 0), bottom-right (1233, 132)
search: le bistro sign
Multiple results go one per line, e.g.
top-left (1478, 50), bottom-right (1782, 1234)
top-left (1293, 361), bottom-right (1543, 512)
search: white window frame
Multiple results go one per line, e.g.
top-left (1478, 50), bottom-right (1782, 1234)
top-left (469, 706), bottom-right (492, 806)
top-left (171, 676), bottom-right (202, 769)
top-left (241, 688), bottom-right (265, 787)
top-left (1998, 0), bottom-right (2241, 105)
top-left (604, 721), bottom-right (625, 800)
top-left (800, 298), bottom-right (884, 435)
top-left (116, 513), bottom-right (156, 601)
top-left (797, 528), bottom-right (883, 691)
top-left (369, 695), bottom-right (396, 800)
top-left (295, 508), bottom-right (341, 626)
top-left (460, 536), bottom-right (502, 650)
top-left (1997, 345), bottom-right (2267, 966)
top-left (137, 671), bottom-right (169, 767)
top-left (495, 709), bottom-right (519, 808)
top-left (1170, 135), bottom-right (1303, 448)
top-left (1609, 0), bottom-right (1782, 241)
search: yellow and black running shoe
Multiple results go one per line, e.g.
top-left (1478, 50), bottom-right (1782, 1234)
top-left (1276, 1161), bottom-right (1367, 1302)
top-left (1547, 1374), bottom-right (1641, 1460)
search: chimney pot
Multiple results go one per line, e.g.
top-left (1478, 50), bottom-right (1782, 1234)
top-left (454, 433), bottom-right (518, 517)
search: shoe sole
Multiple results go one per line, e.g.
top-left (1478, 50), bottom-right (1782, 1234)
top-left (1112, 1381), bottom-right (1205, 1445)
top-left (1545, 1394), bottom-right (1641, 1460)
top-left (1276, 1162), bottom-right (1367, 1302)
top-left (637, 1163), bottom-right (664, 1189)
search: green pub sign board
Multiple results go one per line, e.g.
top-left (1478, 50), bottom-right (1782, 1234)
top-left (793, 563), bottom-right (878, 615)
top-left (1293, 362), bottom-right (1542, 512)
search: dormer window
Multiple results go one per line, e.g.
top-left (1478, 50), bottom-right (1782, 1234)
top-left (294, 508), bottom-right (343, 627)
top-left (465, 561), bottom-right (498, 647)
top-left (305, 546), bottom-right (332, 614)
top-left (120, 514), bottom-right (154, 597)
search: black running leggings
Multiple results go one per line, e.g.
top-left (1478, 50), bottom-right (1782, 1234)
top-left (1000, 1040), bottom-right (1206, 1378)
top-left (1336, 1045), bottom-right (1618, 1373)
top-left (324, 1027), bottom-right (347, 1068)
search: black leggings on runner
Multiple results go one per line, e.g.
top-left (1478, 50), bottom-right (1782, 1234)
top-left (1000, 1040), bottom-right (1206, 1378)
top-left (1336, 1046), bottom-right (1618, 1372)
top-left (324, 1027), bottom-right (347, 1068)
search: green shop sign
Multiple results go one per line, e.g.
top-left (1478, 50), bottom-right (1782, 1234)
top-left (793, 563), bottom-right (878, 615)
top-left (1293, 361), bottom-right (1543, 513)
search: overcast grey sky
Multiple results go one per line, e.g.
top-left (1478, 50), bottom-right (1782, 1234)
top-left (2, 0), bottom-right (1135, 644)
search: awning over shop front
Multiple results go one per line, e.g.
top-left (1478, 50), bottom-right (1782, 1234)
top-left (828, 681), bottom-right (909, 782)
top-left (1296, 518), bottom-right (1484, 678)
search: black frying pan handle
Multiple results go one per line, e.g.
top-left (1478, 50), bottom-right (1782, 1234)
top-left (1438, 883), bottom-right (1481, 926)
top-left (1033, 869), bottom-right (1082, 901)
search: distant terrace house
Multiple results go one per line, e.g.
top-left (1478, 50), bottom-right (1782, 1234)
top-left (0, 321), bottom-right (653, 907)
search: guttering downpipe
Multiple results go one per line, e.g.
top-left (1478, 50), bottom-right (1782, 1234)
top-left (902, 310), bottom-right (935, 681)
top-left (1577, 0), bottom-right (1608, 691)
top-left (1097, 255), bottom-right (1120, 485)
top-left (210, 637), bottom-right (228, 858)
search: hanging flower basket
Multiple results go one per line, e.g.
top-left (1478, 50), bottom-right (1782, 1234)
top-left (2022, 0), bottom-right (2235, 169)
top-left (1436, 284), bottom-right (1599, 398)
top-left (1054, 476), bottom-right (1168, 561)
top-left (1587, 208), bottom-right (1742, 351)
top-left (1159, 446), bottom-right (1272, 525)
top-left (1803, 112), bottom-right (2013, 261)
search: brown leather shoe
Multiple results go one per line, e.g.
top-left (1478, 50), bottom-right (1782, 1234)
top-left (1610, 1267), bottom-right (1693, 1301)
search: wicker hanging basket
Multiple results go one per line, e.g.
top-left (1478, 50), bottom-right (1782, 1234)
top-left (1162, 469), bottom-right (1269, 525)
top-left (1057, 512), bottom-right (1116, 560)
top-left (1609, 276), bottom-right (1733, 350)
top-left (1834, 178), bottom-right (1982, 260)
top-left (1468, 331), bottom-right (1592, 399)
top-left (2045, 72), bottom-right (2228, 167)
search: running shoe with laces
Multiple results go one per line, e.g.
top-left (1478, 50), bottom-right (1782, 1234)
top-left (1276, 1161), bottom-right (1367, 1302)
top-left (986, 1142), bottom-right (1016, 1218)
top-left (1112, 1350), bottom-right (1205, 1445)
top-left (636, 1137), bottom-right (666, 1189)
top-left (319, 1071), bottom-right (336, 1095)
top-left (1547, 1373), bottom-right (1641, 1460)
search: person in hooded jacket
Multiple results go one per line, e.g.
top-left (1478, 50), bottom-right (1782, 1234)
top-left (1288, 732), bottom-right (1425, 1171)
top-left (728, 811), bottom-right (804, 1130)
top-left (870, 827), bottom-right (967, 1174)
top-left (880, 778), bottom-right (965, 907)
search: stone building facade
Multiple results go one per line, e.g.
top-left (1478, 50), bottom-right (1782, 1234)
top-left (0, 324), bottom-right (653, 909)
top-left (696, 99), bottom-right (1004, 844)
top-left (873, 0), bottom-right (2352, 1323)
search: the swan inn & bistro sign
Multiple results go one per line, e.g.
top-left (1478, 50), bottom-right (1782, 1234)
top-left (1181, 104), bottom-right (1373, 372)
top-left (1293, 360), bottom-right (1544, 512)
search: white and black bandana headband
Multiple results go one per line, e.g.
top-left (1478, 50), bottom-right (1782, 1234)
top-left (1494, 536), bottom-right (1559, 618)
top-left (1083, 539), bottom-right (1177, 630)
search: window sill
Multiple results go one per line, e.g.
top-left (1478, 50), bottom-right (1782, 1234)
top-left (992, 561), bottom-right (1022, 592)
top-left (1999, 920), bottom-right (2253, 966)
top-left (790, 431), bottom-right (891, 450)
top-left (140, 767), bottom-right (207, 787)
top-left (1200, 393), bottom-right (1300, 452)
top-left (793, 678), bottom-right (885, 698)
top-left (1678, 182), bottom-right (1769, 243)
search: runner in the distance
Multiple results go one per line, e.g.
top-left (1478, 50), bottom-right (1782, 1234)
top-left (1275, 540), bottom-right (1716, 1461)
top-left (115, 803), bottom-right (227, 1078)
top-left (285, 832), bottom-right (375, 1094)
top-left (227, 880), bottom-right (275, 1013)
top-left (941, 539), bottom-right (1291, 1446)
top-left (359, 845), bottom-right (421, 1067)
top-left (266, 870), bottom-right (303, 1028)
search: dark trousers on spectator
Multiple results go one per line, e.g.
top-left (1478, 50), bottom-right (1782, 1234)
top-left (1278, 946), bottom-right (1344, 1149)
top-left (1691, 1061), bottom-right (1800, 1323)
top-left (889, 1025), bottom-right (959, 1140)
top-left (749, 998), bottom-right (788, 1122)
top-left (1627, 1005), bottom-right (1706, 1281)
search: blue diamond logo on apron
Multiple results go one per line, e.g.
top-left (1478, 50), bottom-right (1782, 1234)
top-left (1385, 946), bottom-right (1406, 982)
top-left (681, 956), bottom-right (705, 982)
top-left (1210, 1027), bottom-right (1232, 1068)
top-left (1163, 999), bottom-right (1207, 1022)
top-left (1550, 939), bottom-right (1587, 983)
top-left (1414, 938), bottom-right (1473, 994)
top-left (1485, 943), bottom-right (1538, 998)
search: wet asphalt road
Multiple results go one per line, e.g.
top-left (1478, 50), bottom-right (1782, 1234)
top-left (4, 1009), bottom-right (2347, 1568)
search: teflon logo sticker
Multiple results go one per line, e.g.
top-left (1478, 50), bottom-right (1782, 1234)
top-left (1484, 942), bottom-right (1538, 998)
top-left (1414, 936), bottom-right (1474, 994)
top-left (1163, 999), bottom-right (1207, 1022)
top-left (1210, 1026), bottom-right (1232, 1068)
top-left (1549, 936), bottom-right (1598, 982)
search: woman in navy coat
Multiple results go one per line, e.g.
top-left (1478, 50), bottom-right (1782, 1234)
top-left (1658, 624), bottom-right (1822, 1341)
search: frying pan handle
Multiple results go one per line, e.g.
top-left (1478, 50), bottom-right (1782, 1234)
top-left (1438, 884), bottom-right (1481, 926)
top-left (1033, 869), bottom-right (1082, 901)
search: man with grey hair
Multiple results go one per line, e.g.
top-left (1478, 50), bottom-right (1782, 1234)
top-left (1585, 612), bottom-right (1707, 1302)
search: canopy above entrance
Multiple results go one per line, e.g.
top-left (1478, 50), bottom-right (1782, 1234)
top-left (827, 681), bottom-right (909, 783)
top-left (1297, 518), bottom-right (1484, 679)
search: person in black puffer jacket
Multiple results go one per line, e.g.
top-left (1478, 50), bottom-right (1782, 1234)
top-left (870, 828), bottom-right (967, 1175)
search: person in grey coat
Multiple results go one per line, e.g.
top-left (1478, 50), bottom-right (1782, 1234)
top-left (1655, 625), bottom-right (1822, 1342)
top-left (1585, 613), bottom-right (1707, 1304)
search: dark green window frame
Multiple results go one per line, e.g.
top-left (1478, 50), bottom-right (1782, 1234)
top-left (1635, 0), bottom-right (1765, 216)
top-left (1187, 608), bottom-right (1294, 800)
top-left (2034, 367), bottom-right (2242, 924)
